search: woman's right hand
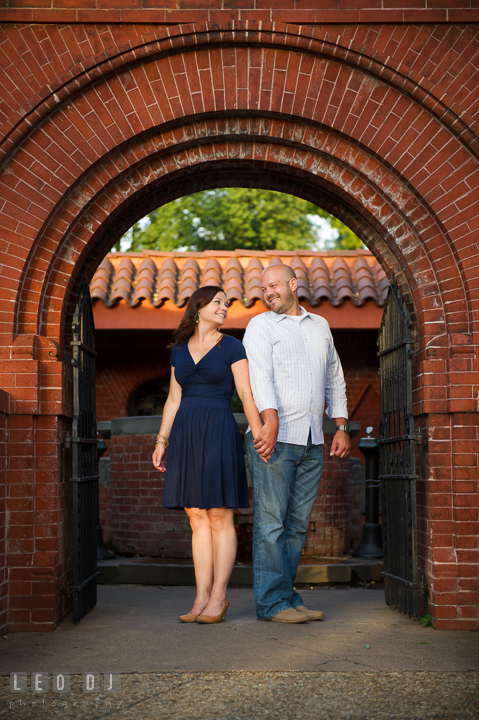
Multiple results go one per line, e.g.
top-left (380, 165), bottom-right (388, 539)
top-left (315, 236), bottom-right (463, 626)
top-left (152, 444), bottom-right (167, 472)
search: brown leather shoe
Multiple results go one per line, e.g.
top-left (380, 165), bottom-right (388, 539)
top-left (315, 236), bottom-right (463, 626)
top-left (295, 605), bottom-right (325, 620)
top-left (268, 608), bottom-right (309, 623)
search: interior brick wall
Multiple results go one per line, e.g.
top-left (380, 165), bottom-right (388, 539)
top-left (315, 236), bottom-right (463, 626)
top-left (106, 432), bottom-right (356, 561)
top-left (95, 329), bottom-right (381, 433)
top-left (109, 433), bottom-right (191, 558)
top-left (96, 328), bottom-right (380, 557)
top-left (96, 331), bottom-right (174, 423)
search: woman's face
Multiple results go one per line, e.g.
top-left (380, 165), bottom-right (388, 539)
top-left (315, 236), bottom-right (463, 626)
top-left (198, 292), bottom-right (228, 327)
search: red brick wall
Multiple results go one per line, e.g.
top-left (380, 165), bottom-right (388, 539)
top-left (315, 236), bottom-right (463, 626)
top-left (236, 440), bottom-right (354, 562)
top-left (108, 433), bottom-right (191, 558)
top-left (106, 431), bottom-right (358, 560)
top-left (96, 328), bottom-right (379, 556)
top-left (0, 4), bottom-right (477, 27)
top-left (6, 414), bottom-right (72, 633)
top-left (0, 391), bottom-right (9, 637)
top-left (0, 17), bottom-right (478, 630)
top-left (416, 411), bottom-right (479, 630)
top-left (96, 329), bottom-right (381, 440)
top-left (96, 331), bottom-right (173, 422)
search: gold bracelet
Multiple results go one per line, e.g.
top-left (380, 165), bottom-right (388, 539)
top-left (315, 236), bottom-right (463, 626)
top-left (157, 434), bottom-right (169, 443)
top-left (155, 439), bottom-right (168, 448)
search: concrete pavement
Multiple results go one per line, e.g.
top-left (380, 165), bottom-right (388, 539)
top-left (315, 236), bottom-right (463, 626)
top-left (0, 585), bottom-right (478, 719)
top-left (1, 585), bottom-right (478, 674)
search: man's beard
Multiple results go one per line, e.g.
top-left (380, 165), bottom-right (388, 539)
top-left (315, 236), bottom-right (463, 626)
top-left (266, 289), bottom-right (295, 314)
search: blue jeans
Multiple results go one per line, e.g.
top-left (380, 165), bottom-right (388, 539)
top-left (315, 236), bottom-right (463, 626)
top-left (245, 431), bottom-right (324, 620)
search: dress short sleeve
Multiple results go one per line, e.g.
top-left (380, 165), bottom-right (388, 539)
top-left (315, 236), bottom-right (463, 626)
top-left (228, 336), bottom-right (247, 365)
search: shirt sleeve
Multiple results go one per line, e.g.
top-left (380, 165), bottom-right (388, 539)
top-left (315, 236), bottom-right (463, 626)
top-left (324, 330), bottom-right (349, 420)
top-left (229, 337), bottom-right (247, 365)
top-left (243, 318), bottom-right (278, 414)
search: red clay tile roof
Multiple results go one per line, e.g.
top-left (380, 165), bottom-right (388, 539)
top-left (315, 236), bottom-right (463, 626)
top-left (91, 250), bottom-right (388, 309)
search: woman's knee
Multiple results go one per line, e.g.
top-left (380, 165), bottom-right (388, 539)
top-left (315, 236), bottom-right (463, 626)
top-left (206, 507), bottom-right (234, 531)
top-left (185, 508), bottom-right (209, 532)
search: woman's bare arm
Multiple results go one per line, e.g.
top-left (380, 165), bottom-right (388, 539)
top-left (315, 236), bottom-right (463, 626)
top-left (152, 366), bottom-right (182, 472)
top-left (231, 358), bottom-right (271, 461)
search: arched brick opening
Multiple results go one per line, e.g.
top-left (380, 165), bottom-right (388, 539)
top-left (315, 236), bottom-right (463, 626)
top-left (1, 21), bottom-right (478, 632)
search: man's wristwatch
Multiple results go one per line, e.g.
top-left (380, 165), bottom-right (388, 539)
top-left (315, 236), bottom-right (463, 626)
top-left (336, 424), bottom-right (350, 435)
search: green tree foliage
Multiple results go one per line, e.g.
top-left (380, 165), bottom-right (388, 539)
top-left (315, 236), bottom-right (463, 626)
top-left (116, 188), bottom-right (362, 252)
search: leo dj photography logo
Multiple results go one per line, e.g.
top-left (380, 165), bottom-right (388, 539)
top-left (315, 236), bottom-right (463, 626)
top-left (8, 673), bottom-right (122, 711)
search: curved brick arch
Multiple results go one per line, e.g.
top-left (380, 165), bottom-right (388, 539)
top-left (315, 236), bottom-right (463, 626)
top-left (17, 113), bottom-right (465, 348)
top-left (3, 33), bottom-right (475, 353)
top-left (2, 23), bottom-right (478, 165)
top-left (53, 158), bottom-right (420, 344)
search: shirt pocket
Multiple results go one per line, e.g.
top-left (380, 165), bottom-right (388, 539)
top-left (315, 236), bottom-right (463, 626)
top-left (271, 339), bottom-right (298, 371)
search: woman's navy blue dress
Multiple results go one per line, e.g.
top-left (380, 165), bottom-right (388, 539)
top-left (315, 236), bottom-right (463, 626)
top-left (162, 334), bottom-right (250, 510)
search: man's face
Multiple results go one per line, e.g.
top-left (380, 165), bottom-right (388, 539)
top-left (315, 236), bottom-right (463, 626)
top-left (261, 267), bottom-right (297, 314)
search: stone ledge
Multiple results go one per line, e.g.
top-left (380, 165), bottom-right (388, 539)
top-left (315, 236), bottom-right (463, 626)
top-left (106, 416), bottom-right (361, 437)
top-left (98, 561), bottom-right (383, 586)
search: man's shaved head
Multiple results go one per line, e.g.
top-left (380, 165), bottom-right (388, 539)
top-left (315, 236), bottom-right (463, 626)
top-left (262, 264), bottom-right (297, 282)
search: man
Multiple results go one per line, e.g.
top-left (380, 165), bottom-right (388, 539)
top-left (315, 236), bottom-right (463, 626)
top-left (243, 263), bottom-right (350, 623)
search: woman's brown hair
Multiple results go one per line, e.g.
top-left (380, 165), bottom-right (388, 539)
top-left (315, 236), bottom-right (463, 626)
top-left (169, 285), bottom-right (226, 347)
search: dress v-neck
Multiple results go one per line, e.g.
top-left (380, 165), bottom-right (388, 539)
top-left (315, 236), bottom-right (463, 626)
top-left (187, 335), bottom-right (222, 366)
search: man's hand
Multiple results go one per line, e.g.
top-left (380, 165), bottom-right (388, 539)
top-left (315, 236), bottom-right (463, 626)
top-left (254, 410), bottom-right (279, 461)
top-left (330, 429), bottom-right (350, 458)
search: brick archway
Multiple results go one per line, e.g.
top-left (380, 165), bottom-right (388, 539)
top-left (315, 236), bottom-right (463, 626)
top-left (1, 20), bottom-right (478, 632)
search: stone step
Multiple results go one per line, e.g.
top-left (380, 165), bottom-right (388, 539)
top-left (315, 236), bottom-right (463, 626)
top-left (98, 560), bottom-right (383, 586)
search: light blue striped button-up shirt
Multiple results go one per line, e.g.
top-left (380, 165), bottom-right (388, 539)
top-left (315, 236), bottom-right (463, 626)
top-left (243, 306), bottom-right (348, 446)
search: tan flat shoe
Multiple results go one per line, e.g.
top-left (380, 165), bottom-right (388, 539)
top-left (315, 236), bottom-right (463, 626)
top-left (295, 605), bottom-right (325, 620)
top-left (196, 598), bottom-right (229, 624)
top-left (268, 608), bottom-right (308, 623)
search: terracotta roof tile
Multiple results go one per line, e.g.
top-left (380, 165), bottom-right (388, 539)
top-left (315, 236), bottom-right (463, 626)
top-left (310, 256), bottom-right (334, 305)
top-left (91, 250), bottom-right (388, 309)
top-left (291, 256), bottom-right (311, 304)
top-left (155, 258), bottom-right (178, 306)
top-left (131, 257), bottom-right (156, 306)
top-left (90, 257), bottom-right (113, 305)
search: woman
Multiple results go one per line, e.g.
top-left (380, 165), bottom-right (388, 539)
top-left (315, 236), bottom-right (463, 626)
top-left (152, 286), bottom-right (265, 624)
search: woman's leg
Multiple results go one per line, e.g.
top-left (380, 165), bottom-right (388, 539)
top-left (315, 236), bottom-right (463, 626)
top-left (200, 507), bottom-right (237, 617)
top-left (184, 507), bottom-right (214, 615)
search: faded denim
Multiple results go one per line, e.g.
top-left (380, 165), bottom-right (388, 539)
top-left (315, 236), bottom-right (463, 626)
top-left (246, 430), bottom-right (324, 620)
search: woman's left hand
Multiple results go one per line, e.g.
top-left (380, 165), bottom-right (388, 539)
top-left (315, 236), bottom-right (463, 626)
top-left (152, 444), bottom-right (167, 472)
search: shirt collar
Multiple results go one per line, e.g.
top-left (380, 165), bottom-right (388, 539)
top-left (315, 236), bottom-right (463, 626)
top-left (272, 305), bottom-right (311, 323)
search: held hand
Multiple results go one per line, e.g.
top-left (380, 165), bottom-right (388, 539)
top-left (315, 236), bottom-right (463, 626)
top-left (253, 422), bottom-right (278, 462)
top-left (152, 445), bottom-right (167, 472)
top-left (250, 425), bottom-right (268, 462)
top-left (330, 430), bottom-right (350, 459)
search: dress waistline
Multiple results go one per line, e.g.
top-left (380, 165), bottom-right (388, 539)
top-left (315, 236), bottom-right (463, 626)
top-left (179, 396), bottom-right (231, 410)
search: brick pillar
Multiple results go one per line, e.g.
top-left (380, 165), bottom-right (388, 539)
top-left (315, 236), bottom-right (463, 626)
top-left (6, 414), bottom-right (72, 632)
top-left (0, 390), bottom-right (9, 637)
top-left (418, 411), bottom-right (479, 630)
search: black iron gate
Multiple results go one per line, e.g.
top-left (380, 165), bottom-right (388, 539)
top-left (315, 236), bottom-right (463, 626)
top-left (378, 280), bottom-right (423, 617)
top-left (66, 279), bottom-right (99, 624)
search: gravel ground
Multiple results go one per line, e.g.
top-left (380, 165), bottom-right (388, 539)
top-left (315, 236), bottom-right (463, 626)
top-left (1, 671), bottom-right (478, 720)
